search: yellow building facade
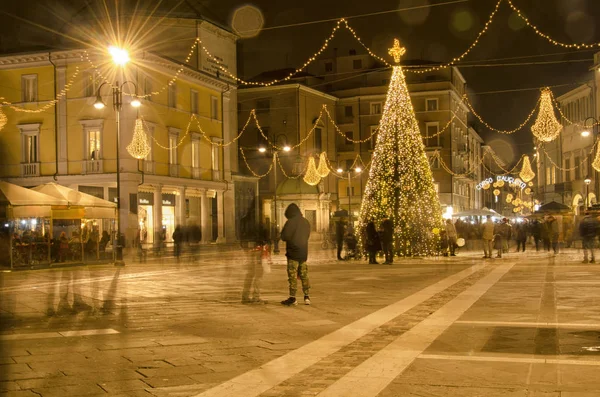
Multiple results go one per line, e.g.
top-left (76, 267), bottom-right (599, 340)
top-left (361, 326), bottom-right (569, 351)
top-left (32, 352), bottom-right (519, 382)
top-left (0, 45), bottom-right (239, 247)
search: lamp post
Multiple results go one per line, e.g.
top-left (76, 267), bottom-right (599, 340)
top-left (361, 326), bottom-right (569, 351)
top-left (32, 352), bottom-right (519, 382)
top-left (337, 167), bottom-right (362, 230)
top-left (259, 138), bottom-right (290, 254)
top-left (585, 176), bottom-right (592, 211)
top-left (93, 46), bottom-right (140, 266)
top-left (581, 116), bottom-right (599, 210)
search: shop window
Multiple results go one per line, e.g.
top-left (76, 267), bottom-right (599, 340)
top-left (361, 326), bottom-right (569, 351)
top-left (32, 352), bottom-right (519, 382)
top-left (21, 74), bottom-right (38, 102)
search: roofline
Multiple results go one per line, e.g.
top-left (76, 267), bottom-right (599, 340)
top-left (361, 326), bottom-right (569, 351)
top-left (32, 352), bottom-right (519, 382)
top-left (238, 83), bottom-right (338, 102)
top-left (556, 82), bottom-right (593, 102)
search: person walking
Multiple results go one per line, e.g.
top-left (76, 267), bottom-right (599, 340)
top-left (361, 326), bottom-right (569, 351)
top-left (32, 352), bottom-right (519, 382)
top-left (445, 219), bottom-right (458, 256)
top-left (381, 217), bottom-right (394, 264)
top-left (335, 219), bottom-right (347, 260)
top-left (531, 220), bottom-right (542, 251)
top-left (494, 219), bottom-right (510, 258)
top-left (515, 221), bottom-right (528, 252)
top-left (579, 211), bottom-right (598, 263)
top-left (481, 216), bottom-right (495, 259)
top-left (365, 220), bottom-right (381, 264)
top-left (172, 226), bottom-right (183, 260)
top-left (541, 220), bottom-right (551, 251)
top-left (547, 215), bottom-right (559, 254)
top-left (280, 203), bottom-right (312, 306)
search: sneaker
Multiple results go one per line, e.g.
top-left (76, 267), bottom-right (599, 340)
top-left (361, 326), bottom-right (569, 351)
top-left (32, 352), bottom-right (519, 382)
top-left (304, 296), bottom-right (311, 305)
top-left (280, 297), bottom-right (297, 306)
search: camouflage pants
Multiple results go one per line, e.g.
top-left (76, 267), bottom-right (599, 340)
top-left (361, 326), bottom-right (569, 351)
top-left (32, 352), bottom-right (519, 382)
top-left (287, 259), bottom-right (310, 297)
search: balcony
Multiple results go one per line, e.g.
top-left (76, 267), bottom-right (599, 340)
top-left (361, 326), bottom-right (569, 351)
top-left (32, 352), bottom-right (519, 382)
top-left (554, 181), bottom-right (572, 193)
top-left (21, 162), bottom-right (40, 177)
top-left (192, 167), bottom-right (201, 179)
top-left (83, 160), bottom-right (103, 174)
top-left (169, 164), bottom-right (179, 177)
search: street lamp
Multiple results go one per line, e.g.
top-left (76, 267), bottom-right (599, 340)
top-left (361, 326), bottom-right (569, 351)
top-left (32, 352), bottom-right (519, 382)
top-left (93, 46), bottom-right (140, 266)
top-left (585, 176), bottom-right (592, 211)
top-left (581, 116), bottom-right (599, 209)
top-left (337, 167), bottom-right (361, 229)
top-left (259, 135), bottom-right (290, 254)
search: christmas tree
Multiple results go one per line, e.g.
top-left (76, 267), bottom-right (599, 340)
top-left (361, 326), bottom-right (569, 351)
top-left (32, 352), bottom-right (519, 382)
top-left (357, 39), bottom-right (442, 257)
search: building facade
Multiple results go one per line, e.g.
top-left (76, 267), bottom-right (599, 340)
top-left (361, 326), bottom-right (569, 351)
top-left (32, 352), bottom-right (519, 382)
top-left (0, 20), bottom-right (242, 247)
top-left (237, 84), bottom-right (338, 237)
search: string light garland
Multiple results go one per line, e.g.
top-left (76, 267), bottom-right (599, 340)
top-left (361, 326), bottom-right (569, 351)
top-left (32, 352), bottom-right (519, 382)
top-left (357, 39), bottom-right (442, 258)
top-left (519, 155), bottom-right (535, 182)
top-left (316, 152), bottom-right (330, 178)
top-left (303, 157), bottom-right (322, 186)
top-left (0, 67), bottom-right (80, 113)
top-left (148, 115), bottom-right (195, 150)
top-left (548, 90), bottom-right (600, 128)
top-left (537, 142), bottom-right (596, 171)
top-left (464, 94), bottom-right (540, 134)
top-left (239, 147), bottom-right (274, 178)
top-left (531, 88), bottom-right (562, 142)
top-left (506, 0), bottom-right (600, 49)
top-left (277, 155), bottom-right (305, 179)
top-left (127, 118), bottom-right (151, 159)
top-left (592, 147), bottom-right (600, 173)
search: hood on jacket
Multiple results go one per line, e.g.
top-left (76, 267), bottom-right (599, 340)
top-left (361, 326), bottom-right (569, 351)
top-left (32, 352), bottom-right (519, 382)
top-left (284, 203), bottom-right (302, 219)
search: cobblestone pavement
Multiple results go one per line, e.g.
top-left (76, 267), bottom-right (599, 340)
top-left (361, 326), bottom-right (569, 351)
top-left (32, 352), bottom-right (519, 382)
top-left (1, 245), bottom-right (600, 396)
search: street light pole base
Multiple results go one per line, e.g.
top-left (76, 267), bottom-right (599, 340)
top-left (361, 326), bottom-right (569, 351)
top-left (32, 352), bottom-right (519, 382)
top-left (114, 260), bottom-right (126, 267)
top-left (114, 246), bottom-right (126, 267)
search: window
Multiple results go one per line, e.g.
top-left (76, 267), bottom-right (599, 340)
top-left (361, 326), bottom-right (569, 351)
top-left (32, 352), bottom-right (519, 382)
top-left (325, 62), bottom-right (333, 72)
top-left (89, 130), bottom-right (101, 160)
top-left (344, 105), bottom-right (353, 117)
top-left (346, 186), bottom-right (355, 196)
top-left (314, 128), bottom-right (322, 152)
top-left (21, 75), bottom-right (37, 102)
top-left (564, 158), bottom-right (571, 182)
top-left (353, 59), bottom-right (362, 69)
top-left (190, 90), bottom-right (199, 114)
top-left (211, 137), bottom-right (222, 180)
top-left (79, 119), bottom-right (104, 161)
top-left (370, 102), bottom-right (382, 115)
top-left (551, 165), bottom-right (556, 184)
top-left (425, 122), bottom-right (440, 147)
top-left (433, 183), bottom-right (440, 193)
top-left (575, 156), bottom-right (581, 180)
top-left (83, 71), bottom-right (97, 97)
top-left (24, 134), bottom-right (38, 163)
top-left (345, 159), bottom-right (354, 170)
top-left (546, 166), bottom-right (551, 186)
top-left (369, 125), bottom-right (378, 150)
top-left (349, 49), bottom-right (357, 56)
top-left (211, 96), bottom-right (219, 119)
top-left (191, 137), bottom-right (200, 169)
top-left (169, 133), bottom-right (178, 165)
top-left (144, 77), bottom-right (153, 100)
top-left (168, 83), bottom-right (177, 108)
top-left (426, 98), bottom-right (439, 111)
top-left (256, 99), bottom-right (270, 114)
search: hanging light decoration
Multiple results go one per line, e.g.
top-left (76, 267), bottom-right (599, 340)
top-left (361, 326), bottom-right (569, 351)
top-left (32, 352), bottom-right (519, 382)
top-left (519, 155), bottom-right (535, 182)
top-left (126, 118), bottom-right (151, 159)
top-left (0, 107), bottom-right (6, 131)
top-left (531, 88), bottom-right (562, 142)
top-left (592, 148), bottom-right (600, 172)
top-left (493, 189), bottom-right (501, 196)
top-left (303, 157), bottom-right (321, 186)
top-left (316, 151), bottom-right (330, 178)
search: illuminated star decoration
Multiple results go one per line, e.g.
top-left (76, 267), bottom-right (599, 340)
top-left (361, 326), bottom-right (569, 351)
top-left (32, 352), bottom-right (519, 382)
top-left (531, 88), bottom-right (562, 142)
top-left (126, 118), bottom-right (151, 159)
top-left (519, 155), bottom-right (535, 183)
top-left (357, 39), bottom-right (442, 257)
top-left (388, 39), bottom-right (406, 64)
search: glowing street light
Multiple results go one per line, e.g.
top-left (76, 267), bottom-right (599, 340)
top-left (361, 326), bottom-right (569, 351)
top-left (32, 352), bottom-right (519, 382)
top-left (258, 146), bottom-right (267, 153)
top-left (282, 145), bottom-right (291, 152)
top-left (581, 130), bottom-right (591, 138)
top-left (130, 96), bottom-right (141, 108)
top-left (109, 46), bottom-right (130, 66)
top-left (93, 94), bottom-right (106, 109)
top-left (355, 167), bottom-right (362, 173)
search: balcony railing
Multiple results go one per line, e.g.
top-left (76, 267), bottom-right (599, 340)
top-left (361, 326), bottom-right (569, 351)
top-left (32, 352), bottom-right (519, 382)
top-left (169, 164), bottom-right (179, 177)
top-left (83, 160), bottom-right (103, 174)
top-left (192, 167), bottom-right (201, 179)
top-left (21, 162), bottom-right (39, 177)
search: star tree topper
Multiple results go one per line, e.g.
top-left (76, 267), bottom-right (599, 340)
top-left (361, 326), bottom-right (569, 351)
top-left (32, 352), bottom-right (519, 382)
top-left (388, 38), bottom-right (406, 64)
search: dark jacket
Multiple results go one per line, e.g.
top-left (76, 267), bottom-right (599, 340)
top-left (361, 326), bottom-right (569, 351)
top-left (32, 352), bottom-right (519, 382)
top-left (281, 203), bottom-right (311, 262)
top-left (381, 218), bottom-right (394, 243)
top-left (579, 216), bottom-right (598, 238)
top-left (365, 221), bottom-right (381, 251)
top-left (335, 221), bottom-right (346, 243)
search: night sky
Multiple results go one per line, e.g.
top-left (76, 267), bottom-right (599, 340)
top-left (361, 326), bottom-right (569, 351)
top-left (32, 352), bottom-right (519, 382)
top-left (1, 0), bottom-right (599, 164)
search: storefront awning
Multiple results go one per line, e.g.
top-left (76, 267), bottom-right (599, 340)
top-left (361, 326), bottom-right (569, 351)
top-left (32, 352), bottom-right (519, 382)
top-left (32, 183), bottom-right (117, 219)
top-left (0, 181), bottom-right (68, 218)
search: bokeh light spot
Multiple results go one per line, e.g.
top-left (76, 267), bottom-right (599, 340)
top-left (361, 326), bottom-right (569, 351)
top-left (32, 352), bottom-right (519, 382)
top-left (397, 0), bottom-right (431, 26)
top-left (451, 10), bottom-right (474, 33)
top-left (508, 11), bottom-right (526, 31)
top-left (232, 5), bottom-right (264, 38)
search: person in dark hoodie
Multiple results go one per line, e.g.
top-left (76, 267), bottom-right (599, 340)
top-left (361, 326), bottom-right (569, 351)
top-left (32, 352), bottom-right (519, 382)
top-left (280, 203), bottom-right (311, 306)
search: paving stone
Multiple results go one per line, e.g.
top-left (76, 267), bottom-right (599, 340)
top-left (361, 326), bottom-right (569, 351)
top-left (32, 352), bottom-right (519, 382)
top-left (142, 375), bottom-right (198, 388)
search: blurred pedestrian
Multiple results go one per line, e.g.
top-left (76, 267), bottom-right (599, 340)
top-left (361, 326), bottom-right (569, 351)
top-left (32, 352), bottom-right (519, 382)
top-left (336, 219), bottom-right (346, 260)
top-left (173, 226), bottom-right (183, 260)
top-left (481, 216), bottom-right (494, 259)
top-left (280, 203), bottom-right (311, 306)
top-left (445, 219), bottom-right (457, 256)
top-left (365, 220), bottom-right (381, 264)
top-left (547, 215), bottom-right (559, 254)
top-left (381, 217), bottom-right (394, 264)
top-left (515, 221), bottom-right (528, 252)
top-left (580, 211), bottom-right (598, 263)
top-left (531, 220), bottom-right (542, 251)
top-left (242, 225), bottom-right (270, 304)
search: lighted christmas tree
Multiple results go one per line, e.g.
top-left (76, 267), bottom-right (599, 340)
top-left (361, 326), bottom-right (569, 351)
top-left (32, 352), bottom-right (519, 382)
top-left (357, 39), bottom-right (442, 257)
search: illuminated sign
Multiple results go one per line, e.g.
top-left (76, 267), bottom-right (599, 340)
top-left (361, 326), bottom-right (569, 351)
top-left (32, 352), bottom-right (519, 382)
top-left (476, 176), bottom-right (526, 190)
